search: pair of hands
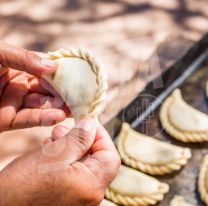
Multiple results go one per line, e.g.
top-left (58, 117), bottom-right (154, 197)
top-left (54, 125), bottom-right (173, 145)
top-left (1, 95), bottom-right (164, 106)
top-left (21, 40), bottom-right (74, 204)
top-left (0, 42), bottom-right (120, 206)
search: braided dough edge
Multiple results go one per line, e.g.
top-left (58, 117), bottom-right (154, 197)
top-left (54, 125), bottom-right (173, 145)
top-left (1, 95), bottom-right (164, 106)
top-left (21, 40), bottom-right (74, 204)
top-left (159, 89), bottom-right (208, 142)
top-left (117, 123), bottom-right (192, 175)
top-left (48, 48), bottom-right (108, 117)
top-left (105, 181), bottom-right (169, 206)
top-left (198, 154), bottom-right (208, 205)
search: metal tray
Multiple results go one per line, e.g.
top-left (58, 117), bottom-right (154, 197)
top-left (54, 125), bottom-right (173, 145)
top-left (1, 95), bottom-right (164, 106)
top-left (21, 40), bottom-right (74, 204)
top-left (105, 33), bottom-right (208, 205)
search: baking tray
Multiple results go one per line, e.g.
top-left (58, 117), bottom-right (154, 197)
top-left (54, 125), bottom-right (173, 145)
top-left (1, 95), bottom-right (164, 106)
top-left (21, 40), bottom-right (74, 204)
top-left (105, 33), bottom-right (208, 205)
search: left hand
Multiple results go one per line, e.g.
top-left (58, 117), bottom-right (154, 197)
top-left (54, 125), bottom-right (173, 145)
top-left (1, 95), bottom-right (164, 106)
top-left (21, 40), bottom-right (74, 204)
top-left (0, 42), bottom-right (70, 132)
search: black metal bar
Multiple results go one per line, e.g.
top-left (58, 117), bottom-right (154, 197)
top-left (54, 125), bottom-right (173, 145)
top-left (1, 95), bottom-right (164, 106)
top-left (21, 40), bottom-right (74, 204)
top-left (105, 33), bottom-right (208, 138)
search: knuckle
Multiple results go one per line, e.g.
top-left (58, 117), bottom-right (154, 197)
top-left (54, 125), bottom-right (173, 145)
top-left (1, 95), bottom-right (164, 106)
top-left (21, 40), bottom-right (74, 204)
top-left (85, 190), bottom-right (104, 205)
top-left (101, 152), bottom-right (121, 182)
top-left (70, 128), bottom-right (90, 149)
top-left (16, 48), bottom-right (28, 71)
top-left (25, 50), bottom-right (36, 60)
top-left (22, 50), bottom-right (38, 72)
top-left (93, 192), bottom-right (104, 205)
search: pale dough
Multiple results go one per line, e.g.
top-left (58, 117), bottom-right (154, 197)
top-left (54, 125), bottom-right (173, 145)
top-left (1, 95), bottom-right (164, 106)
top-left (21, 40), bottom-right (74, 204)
top-left (168, 92), bottom-right (208, 132)
top-left (106, 165), bottom-right (169, 206)
top-left (117, 123), bottom-right (191, 175)
top-left (43, 49), bottom-right (107, 120)
top-left (170, 195), bottom-right (195, 206)
top-left (100, 199), bottom-right (118, 206)
top-left (160, 89), bottom-right (208, 142)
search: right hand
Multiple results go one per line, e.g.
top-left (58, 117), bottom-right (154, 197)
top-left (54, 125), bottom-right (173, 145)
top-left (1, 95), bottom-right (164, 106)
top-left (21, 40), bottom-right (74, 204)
top-left (0, 117), bottom-right (121, 206)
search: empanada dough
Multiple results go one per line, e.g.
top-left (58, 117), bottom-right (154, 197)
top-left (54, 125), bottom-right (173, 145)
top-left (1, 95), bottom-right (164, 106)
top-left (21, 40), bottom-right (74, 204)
top-left (43, 48), bottom-right (107, 120)
top-left (160, 89), bottom-right (208, 142)
top-left (100, 199), bottom-right (118, 206)
top-left (117, 123), bottom-right (191, 175)
top-left (170, 195), bottom-right (195, 206)
top-left (105, 165), bottom-right (169, 206)
top-left (198, 154), bottom-right (208, 205)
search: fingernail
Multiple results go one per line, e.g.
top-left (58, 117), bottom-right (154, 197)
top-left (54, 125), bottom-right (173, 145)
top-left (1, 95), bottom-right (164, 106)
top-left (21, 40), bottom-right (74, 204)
top-left (40, 58), bottom-right (58, 69)
top-left (74, 117), bottom-right (96, 132)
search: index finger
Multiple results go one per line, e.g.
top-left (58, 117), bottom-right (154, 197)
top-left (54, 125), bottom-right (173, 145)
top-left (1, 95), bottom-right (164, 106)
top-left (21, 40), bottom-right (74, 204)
top-left (0, 42), bottom-right (57, 76)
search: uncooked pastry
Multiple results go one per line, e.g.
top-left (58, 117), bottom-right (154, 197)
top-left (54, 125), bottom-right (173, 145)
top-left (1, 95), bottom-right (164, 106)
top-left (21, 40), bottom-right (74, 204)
top-left (100, 199), bottom-right (118, 206)
top-left (105, 165), bottom-right (169, 206)
top-left (170, 195), bottom-right (195, 206)
top-left (198, 154), bottom-right (208, 205)
top-left (160, 89), bottom-right (208, 142)
top-left (117, 123), bottom-right (191, 175)
top-left (43, 48), bottom-right (108, 120)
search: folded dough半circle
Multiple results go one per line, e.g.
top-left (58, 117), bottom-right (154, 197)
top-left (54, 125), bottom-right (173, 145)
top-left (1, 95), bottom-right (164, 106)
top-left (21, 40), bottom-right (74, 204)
top-left (117, 123), bottom-right (191, 175)
top-left (160, 89), bottom-right (208, 142)
top-left (105, 165), bottom-right (169, 206)
top-left (42, 48), bottom-right (108, 121)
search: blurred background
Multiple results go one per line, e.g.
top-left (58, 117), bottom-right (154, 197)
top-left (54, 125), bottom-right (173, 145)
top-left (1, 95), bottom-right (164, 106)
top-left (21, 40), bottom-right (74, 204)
top-left (0, 0), bottom-right (207, 170)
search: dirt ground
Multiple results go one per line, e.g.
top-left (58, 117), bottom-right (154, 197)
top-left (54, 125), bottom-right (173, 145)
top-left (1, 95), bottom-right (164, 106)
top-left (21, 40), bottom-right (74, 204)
top-left (0, 0), bottom-right (207, 172)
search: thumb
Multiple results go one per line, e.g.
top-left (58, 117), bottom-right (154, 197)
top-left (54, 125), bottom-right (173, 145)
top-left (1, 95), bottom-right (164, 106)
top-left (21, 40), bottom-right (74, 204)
top-left (39, 117), bottom-right (96, 173)
top-left (0, 42), bottom-right (57, 76)
top-left (64, 117), bottom-right (97, 163)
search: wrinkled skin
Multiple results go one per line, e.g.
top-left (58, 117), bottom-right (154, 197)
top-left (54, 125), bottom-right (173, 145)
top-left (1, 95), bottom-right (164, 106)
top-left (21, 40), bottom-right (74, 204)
top-left (0, 118), bottom-right (120, 206)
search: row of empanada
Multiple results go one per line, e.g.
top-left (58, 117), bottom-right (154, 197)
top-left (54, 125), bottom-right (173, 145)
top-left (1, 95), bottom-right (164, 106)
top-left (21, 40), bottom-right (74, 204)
top-left (160, 88), bottom-right (208, 204)
top-left (103, 122), bottom-right (193, 205)
top-left (102, 154), bottom-right (208, 206)
top-left (102, 88), bottom-right (208, 205)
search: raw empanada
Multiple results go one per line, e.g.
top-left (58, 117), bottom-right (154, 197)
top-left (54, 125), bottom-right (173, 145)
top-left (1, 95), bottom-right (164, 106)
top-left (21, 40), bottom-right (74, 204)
top-left (105, 165), bottom-right (169, 206)
top-left (198, 154), bottom-right (208, 205)
top-left (43, 48), bottom-right (108, 120)
top-left (100, 199), bottom-right (118, 206)
top-left (160, 89), bottom-right (208, 142)
top-left (170, 195), bottom-right (195, 206)
top-left (117, 123), bottom-right (191, 175)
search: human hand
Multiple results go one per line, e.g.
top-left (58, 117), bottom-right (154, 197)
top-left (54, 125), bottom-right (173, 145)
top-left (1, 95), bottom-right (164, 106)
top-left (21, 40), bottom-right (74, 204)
top-left (0, 117), bottom-right (120, 206)
top-left (0, 42), bottom-right (69, 132)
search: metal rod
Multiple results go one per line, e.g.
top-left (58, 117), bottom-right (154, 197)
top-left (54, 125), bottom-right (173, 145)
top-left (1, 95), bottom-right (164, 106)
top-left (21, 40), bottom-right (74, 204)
top-left (131, 48), bottom-right (208, 129)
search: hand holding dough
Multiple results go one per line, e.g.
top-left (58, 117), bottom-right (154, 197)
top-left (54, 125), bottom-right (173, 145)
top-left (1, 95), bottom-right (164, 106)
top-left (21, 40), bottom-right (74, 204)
top-left (43, 48), bottom-right (108, 120)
